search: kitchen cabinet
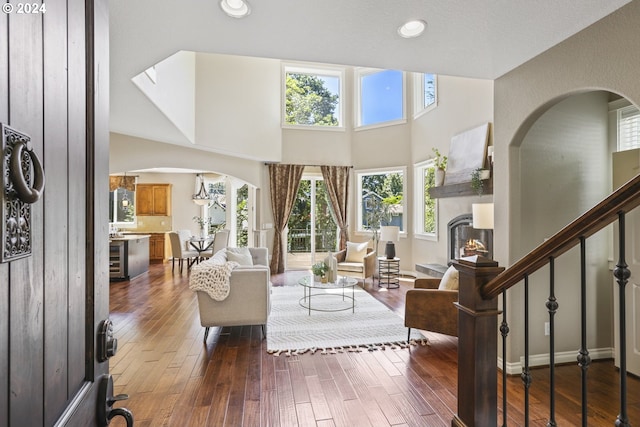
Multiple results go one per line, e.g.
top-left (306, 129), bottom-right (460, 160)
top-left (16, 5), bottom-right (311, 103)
top-left (136, 183), bottom-right (171, 215)
top-left (149, 233), bottom-right (167, 263)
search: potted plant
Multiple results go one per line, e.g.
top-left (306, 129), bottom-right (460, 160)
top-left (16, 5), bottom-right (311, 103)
top-left (364, 197), bottom-right (391, 254)
top-left (311, 262), bottom-right (328, 283)
top-left (432, 147), bottom-right (448, 186)
top-left (470, 167), bottom-right (490, 196)
top-left (193, 216), bottom-right (211, 238)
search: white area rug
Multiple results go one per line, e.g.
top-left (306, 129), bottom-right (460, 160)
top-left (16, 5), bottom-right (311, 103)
top-left (266, 284), bottom-right (426, 356)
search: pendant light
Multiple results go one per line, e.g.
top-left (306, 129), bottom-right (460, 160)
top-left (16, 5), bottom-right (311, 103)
top-left (193, 173), bottom-right (212, 205)
top-left (120, 173), bottom-right (130, 208)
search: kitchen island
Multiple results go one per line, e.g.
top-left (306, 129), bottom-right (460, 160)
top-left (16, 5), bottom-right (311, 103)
top-left (109, 234), bottom-right (150, 281)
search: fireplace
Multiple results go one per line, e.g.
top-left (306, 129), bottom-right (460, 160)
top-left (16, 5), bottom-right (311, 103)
top-left (447, 214), bottom-right (493, 264)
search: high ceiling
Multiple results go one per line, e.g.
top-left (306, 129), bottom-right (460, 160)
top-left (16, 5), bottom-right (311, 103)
top-left (109, 0), bottom-right (630, 148)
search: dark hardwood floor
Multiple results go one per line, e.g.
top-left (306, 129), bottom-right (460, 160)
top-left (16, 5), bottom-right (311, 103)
top-left (108, 262), bottom-right (638, 426)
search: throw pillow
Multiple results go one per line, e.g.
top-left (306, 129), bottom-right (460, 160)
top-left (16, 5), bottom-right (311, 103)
top-left (345, 241), bottom-right (369, 263)
top-left (226, 247), bottom-right (253, 266)
top-left (438, 265), bottom-right (459, 290)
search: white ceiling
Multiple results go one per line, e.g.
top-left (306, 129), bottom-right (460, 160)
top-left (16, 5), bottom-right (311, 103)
top-left (109, 0), bottom-right (630, 151)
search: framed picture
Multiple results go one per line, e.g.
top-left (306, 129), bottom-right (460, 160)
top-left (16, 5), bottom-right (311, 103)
top-left (444, 123), bottom-right (490, 185)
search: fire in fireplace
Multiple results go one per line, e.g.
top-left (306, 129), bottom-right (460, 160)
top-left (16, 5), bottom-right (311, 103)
top-left (447, 214), bottom-right (493, 264)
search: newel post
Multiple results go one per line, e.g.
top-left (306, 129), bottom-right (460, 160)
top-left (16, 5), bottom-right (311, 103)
top-left (451, 255), bottom-right (504, 427)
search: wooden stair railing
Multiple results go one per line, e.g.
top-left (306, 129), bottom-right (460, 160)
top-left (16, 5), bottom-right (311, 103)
top-left (453, 173), bottom-right (640, 427)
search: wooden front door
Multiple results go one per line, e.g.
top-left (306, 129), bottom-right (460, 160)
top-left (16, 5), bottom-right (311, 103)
top-left (0, 1), bottom-right (119, 425)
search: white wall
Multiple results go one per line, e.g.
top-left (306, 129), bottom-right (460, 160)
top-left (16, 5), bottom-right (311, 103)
top-left (195, 53), bottom-right (282, 162)
top-left (109, 132), bottom-right (264, 188)
top-left (131, 50), bottom-right (196, 143)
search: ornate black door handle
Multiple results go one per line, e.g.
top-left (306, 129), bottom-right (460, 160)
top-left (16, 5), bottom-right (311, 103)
top-left (9, 139), bottom-right (45, 204)
top-left (1, 123), bottom-right (44, 263)
top-left (98, 375), bottom-right (134, 427)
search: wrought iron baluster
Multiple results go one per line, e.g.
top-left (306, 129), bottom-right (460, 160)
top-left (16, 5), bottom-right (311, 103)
top-left (501, 290), bottom-right (510, 427)
top-left (614, 212), bottom-right (630, 427)
top-left (521, 274), bottom-right (531, 427)
top-left (546, 257), bottom-right (558, 427)
top-left (577, 236), bottom-right (591, 427)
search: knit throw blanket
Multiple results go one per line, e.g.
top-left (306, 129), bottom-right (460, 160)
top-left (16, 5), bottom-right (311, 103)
top-left (189, 261), bottom-right (239, 301)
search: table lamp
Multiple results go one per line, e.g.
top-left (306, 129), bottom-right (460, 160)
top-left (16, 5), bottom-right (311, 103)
top-left (380, 226), bottom-right (400, 259)
top-left (472, 203), bottom-right (494, 229)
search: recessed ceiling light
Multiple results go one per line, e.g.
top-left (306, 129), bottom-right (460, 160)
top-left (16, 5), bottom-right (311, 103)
top-left (398, 20), bottom-right (426, 38)
top-left (220, 0), bottom-right (251, 18)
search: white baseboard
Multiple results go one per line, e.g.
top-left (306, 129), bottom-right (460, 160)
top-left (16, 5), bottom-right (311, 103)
top-left (498, 347), bottom-right (614, 375)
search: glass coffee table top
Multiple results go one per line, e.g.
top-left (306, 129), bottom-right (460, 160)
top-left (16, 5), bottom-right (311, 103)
top-left (297, 275), bottom-right (358, 315)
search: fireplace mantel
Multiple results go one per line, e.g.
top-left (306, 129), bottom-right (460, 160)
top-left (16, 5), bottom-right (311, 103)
top-left (428, 177), bottom-right (493, 198)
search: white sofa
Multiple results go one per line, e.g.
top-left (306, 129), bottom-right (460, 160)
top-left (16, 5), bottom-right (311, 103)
top-left (192, 247), bottom-right (271, 342)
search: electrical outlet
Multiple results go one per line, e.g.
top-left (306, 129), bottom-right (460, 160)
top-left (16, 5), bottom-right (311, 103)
top-left (544, 322), bottom-right (550, 336)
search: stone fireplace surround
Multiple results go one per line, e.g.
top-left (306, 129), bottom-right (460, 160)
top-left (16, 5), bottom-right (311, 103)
top-left (415, 213), bottom-right (494, 278)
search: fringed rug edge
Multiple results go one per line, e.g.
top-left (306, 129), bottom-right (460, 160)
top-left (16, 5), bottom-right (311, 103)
top-left (266, 337), bottom-right (429, 357)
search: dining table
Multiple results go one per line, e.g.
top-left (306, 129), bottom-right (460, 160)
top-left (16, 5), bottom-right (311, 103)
top-left (189, 236), bottom-right (215, 261)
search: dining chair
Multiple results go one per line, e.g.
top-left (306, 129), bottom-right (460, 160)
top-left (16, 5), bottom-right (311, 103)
top-left (168, 231), bottom-right (199, 273)
top-left (200, 229), bottom-right (231, 259)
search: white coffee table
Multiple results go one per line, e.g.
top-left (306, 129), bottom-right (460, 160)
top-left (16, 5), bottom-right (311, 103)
top-left (297, 275), bottom-right (358, 315)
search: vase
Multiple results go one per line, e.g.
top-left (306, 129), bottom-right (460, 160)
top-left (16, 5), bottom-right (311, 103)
top-left (314, 274), bottom-right (322, 283)
top-left (435, 169), bottom-right (445, 186)
top-left (321, 275), bottom-right (328, 284)
top-left (200, 228), bottom-right (207, 239)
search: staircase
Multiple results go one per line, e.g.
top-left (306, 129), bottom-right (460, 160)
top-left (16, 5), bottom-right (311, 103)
top-left (454, 173), bottom-right (640, 426)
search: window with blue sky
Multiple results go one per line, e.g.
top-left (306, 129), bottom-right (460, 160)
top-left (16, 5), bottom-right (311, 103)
top-left (357, 69), bottom-right (405, 128)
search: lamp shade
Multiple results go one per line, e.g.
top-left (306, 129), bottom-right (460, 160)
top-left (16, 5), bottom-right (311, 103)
top-left (472, 203), bottom-right (494, 229)
top-left (379, 226), bottom-right (399, 242)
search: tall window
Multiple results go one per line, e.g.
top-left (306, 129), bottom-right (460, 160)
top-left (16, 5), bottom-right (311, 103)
top-left (414, 160), bottom-right (437, 238)
top-left (236, 184), bottom-right (249, 247)
top-left (109, 188), bottom-right (135, 224)
top-left (414, 73), bottom-right (437, 118)
top-left (356, 69), bottom-right (405, 129)
top-left (283, 65), bottom-right (343, 128)
top-left (618, 104), bottom-right (640, 151)
top-left (356, 168), bottom-right (406, 233)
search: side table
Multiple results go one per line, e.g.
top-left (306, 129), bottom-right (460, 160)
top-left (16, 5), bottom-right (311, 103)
top-left (377, 257), bottom-right (400, 289)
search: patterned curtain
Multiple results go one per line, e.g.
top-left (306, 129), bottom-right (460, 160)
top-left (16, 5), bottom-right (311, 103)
top-left (320, 166), bottom-right (350, 250)
top-left (109, 175), bottom-right (136, 192)
top-left (268, 164), bottom-right (305, 273)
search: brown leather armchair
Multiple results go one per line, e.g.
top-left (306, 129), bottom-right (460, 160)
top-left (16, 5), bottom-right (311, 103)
top-left (333, 246), bottom-right (376, 285)
top-left (404, 278), bottom-right (458, 340)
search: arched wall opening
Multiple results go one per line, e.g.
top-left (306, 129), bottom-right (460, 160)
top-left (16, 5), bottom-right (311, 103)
top-left (502, 90), bottom-right (635, 367)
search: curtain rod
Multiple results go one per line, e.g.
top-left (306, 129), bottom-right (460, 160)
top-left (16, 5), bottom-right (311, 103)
top-left (263, 162), bottom-right (353, 168)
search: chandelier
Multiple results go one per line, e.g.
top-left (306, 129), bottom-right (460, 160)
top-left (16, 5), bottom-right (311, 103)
top-left (192, 173), bottom-right (212, 206)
